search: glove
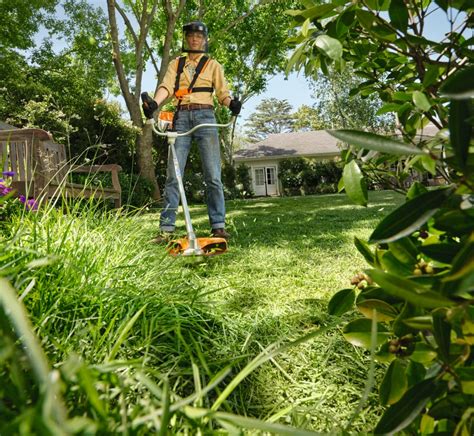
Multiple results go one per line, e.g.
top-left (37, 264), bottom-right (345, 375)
top-left (229, 98), bottom-right (242, 116)
top-left (141, 92), bottom-right (158, 119)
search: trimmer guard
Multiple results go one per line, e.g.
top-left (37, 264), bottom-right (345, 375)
top-left (167, 237), bottom-right (228, 257)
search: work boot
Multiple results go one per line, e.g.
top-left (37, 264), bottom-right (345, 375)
top-left (150, 231), bottom-right (174, 244)
top-left (211, 228), bottom-right (230, 240)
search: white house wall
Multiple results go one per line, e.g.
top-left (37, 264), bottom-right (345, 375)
top-left (234, 154), bottom-right (341, 197)
top-left (246, 159), bottom-right (280, 196)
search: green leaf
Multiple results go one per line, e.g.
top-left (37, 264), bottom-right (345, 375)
top-left (366, 269), bottom-right (455, 308)
top-left (370, 24), bottom-right (397, 42)
top-left (449, 99), bottom-right (472, 170)
top-left (356, 9), bottom-right (375, 30)
top-left (376, 103), bottom-right (401, 115)
top-left (434, 209), bottom-right (474, 235)
top-left (406, 181), bottom-right (428, 200)
top-left (343, 160), bottom-right (368, 206)
top-left (286, 42), bottom-right (307, 74)
top-left (337, 176), bottom-right (345, 193)
top-left (354, 236), bottom-right (375, 266)
top-left (402, 316), bottom-right (433, 330)
top-left (410, 342), bottom-right (437, 364)
top-left (369, 187), bottom-right (454, 244)
top-left (429, 392), bottom-right (466, 421)
top-left (405, 359), bottom-right (426, 388)
top-left (374, 378), bottom-right (438, 434)
top-left (327, 129), bottom-right (427, 155)
top-left (342, 318), bottom-right (390, 349)
top-left (301, 3), bottom-right (337, 20)
top-left (285, 9), bottom-right (305, 17)
top-left (380, 251), bottom-right (414, 276)
top-left (422, 65), bottom-right (441, 88)
top-left (379, 359), bottom-right (408, 405)
top-left (412, 91), bottom-right (431, 112)
top-left (328, 288), bottom-right (356, 316)
top-left (434, 0), bottom-right (448, 12)
top-left (388, 0), bottom-right (408, 32)
top-left (393, 91), bottom-right (413, 102)
top-left (420, 243), bottom-right (461, 264)
top-left (432, 309), bottom-right (451, 363)
top-left (447, 233), bottom-right (474, 281)
top-left (394, 301), bottom-right (422, 336)
top-left (439, 65), bottom-right (474, 99)
top-left (388, 238), bottom-right (418, 264)
top-left (419, 154), bottom-right (437, 175)
top-left (301, 18), bottom-right (311, 37)
top-left (357, 299), bottom-right (399, 322)
top-left (314, 34), bottom-right (342, 61)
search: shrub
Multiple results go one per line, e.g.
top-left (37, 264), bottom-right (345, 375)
top-left (327, 67), bottom-right (474, 435)
top-left (235, 163), bottom-right (254, 198)
top-left (279, 158), bottom-right (342, 196)
top-left (279, 157), bottom-right (308, 195)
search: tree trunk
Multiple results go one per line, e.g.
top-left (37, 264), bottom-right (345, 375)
top-left (137, 122), bottom-right (160, 200)
top-left (107, 0), bottom-right (161, 200)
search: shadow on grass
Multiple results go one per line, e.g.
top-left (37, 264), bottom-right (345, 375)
top-left (174, 191), bottom-right (404, 252)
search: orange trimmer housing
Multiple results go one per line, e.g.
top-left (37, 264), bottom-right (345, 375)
top-left (167, 237), bottom-right (228, 257)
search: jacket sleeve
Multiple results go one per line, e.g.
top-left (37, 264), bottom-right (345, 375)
top-left (158, 58), bottom-right (178, 97)
top-left (213, 61), bottom-right (231, 104)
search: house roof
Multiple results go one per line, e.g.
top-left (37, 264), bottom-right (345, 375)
top-left (234, 130), bottom-right (341, 161)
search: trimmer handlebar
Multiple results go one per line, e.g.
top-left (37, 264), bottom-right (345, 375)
top-left (146, 118), bottom-right (235, 137)
top-left (141, 92), bottom-right (235, 136)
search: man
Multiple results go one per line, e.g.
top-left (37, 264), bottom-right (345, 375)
top-left (143, 21), bottom-right (241, 243)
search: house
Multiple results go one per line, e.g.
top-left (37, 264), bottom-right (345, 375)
top-left (233, 130), bottom-right (341, 196)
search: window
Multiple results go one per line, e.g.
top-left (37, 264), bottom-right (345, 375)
top-left (266, 167), bottom-right (276, 185)
top-left (254, 168), bottom-right (265, 185)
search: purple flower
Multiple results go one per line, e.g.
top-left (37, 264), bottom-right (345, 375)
top-left (0, 186), bottom-right (12, 197)
top-left (19, 195), bottom-right (26, 204)
top-left (26, 198), bottom-right (38, 211)
top-left (2, 171), bottom-right (15, 178)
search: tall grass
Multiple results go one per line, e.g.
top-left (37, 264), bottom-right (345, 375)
top-left (0, 191), bottom-right (403, 434)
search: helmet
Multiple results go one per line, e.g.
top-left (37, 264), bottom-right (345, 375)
top-left (182, 21), bottom-right (209, 53)
top-left (183, 21), bottom-right (208, 36)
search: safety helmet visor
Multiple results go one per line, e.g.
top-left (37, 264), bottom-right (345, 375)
top-left (182, 21), bottom-right (208, 53)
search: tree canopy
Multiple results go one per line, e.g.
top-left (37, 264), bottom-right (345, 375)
top-left (244, 98), bottom-right (295, 142)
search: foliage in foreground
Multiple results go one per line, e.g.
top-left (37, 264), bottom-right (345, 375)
top-left (287, 1), bottom-right (474, 432)
top-left (327, 66), bottom-right (474, 434)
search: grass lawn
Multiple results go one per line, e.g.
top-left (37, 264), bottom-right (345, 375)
top-left (1, 190), bottom-right (404, 433)
top-left (140, 190), bottom-right (405, 430)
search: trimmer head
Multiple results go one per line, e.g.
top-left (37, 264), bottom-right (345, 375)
top-left (167, 237), bottom-right (228, 257)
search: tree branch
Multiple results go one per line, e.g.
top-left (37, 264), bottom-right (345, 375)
top-left (114, 1), bottom-right (139, 46)
top-left (156, 0), bottom-right (187, 88)
top-left (106, 0), bottom-right (139, 122)
top-left (211, 0), bottom-right (280, 40)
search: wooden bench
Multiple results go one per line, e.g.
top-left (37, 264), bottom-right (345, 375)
top-left (0, 128), bottom-right (122, 208)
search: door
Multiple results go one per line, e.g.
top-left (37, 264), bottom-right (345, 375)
top-left (265, 166), bottom-right (277, 195)
top-left (253, 166), bottom-right (278, 196)
top-left (253, 167), bottom-right (266, 196)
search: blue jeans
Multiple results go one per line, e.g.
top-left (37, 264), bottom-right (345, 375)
top-left (160, 109), bottom-right (225, 232)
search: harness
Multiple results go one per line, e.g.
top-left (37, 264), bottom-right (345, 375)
top-left (169, 55), bottom-right (213, 130)
top-left (174, 55), bottom-right (213, 102)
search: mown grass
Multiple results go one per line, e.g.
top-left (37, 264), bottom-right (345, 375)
top-left (0, 190), bottom-right (403, 434)
top-left (139, 190), bottom-right (404, 431)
